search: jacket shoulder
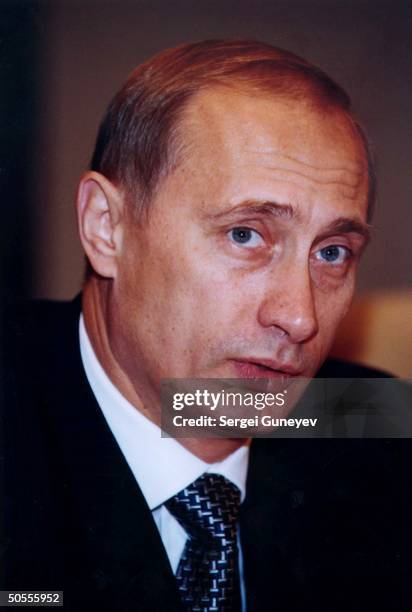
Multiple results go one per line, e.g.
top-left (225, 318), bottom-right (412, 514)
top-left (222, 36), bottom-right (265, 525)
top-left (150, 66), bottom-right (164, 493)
top-left (4, 296), bottom-right (81, 332)
top-left (3, 296), bottom-right (81, 354)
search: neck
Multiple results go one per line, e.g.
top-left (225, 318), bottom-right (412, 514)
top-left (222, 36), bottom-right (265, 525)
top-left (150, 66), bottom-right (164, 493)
top-left (81, 278), bottom-right (249, 463)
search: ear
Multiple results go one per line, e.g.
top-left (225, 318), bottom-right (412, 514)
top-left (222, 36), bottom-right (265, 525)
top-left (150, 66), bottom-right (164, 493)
top-left (76, 171), bottom-right (124, 278)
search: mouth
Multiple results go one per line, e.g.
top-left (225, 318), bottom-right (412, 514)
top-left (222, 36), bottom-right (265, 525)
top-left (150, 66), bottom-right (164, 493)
top-left (230, 358), bottom-right (302, 379)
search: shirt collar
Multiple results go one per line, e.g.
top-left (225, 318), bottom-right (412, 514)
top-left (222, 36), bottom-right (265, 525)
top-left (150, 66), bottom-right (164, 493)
top-left (79, 314), bottom-right (250, 510)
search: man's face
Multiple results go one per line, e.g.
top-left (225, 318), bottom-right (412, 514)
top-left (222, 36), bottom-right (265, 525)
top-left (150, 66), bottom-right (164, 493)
top-left (109, 88), bottom-right (369, 409)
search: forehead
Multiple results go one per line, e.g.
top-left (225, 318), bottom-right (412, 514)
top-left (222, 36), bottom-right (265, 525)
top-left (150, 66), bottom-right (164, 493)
top-left (177, 87), bottom-right (369, 218)
top-left (184, 86), bottom-right (365, 166)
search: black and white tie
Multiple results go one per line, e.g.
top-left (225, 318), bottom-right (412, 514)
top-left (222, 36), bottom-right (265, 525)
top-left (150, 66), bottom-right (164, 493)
top-left (165, 473), bottom-right (241, 612)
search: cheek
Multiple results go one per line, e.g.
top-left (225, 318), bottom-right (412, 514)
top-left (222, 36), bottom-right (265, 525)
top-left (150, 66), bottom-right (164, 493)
top-left (119, 247), bottom-right (240, 366)
top-left (315, 281), bottom-right (355, 345)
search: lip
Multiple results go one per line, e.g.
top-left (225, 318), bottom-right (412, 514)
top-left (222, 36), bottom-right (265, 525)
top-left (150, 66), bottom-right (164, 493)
top-left (230, 358), bottom-right (302, 379)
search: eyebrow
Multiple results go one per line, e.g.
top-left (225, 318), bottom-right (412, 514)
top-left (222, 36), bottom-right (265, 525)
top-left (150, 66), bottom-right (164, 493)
top-left (314, 217), bottom-right (371, 244)
top-left (206, 200), bottom-right (294, 221)
top-left (206, 200), bottom-right (371, 242)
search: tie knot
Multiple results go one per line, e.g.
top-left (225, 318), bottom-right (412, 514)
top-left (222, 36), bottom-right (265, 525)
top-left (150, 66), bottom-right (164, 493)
top-left (165, 473), bottom-right (241, 546)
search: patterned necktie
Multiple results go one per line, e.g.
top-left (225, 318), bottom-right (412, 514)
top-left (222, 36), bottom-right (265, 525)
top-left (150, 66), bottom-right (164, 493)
top-left (165, 473), bottom-right (241, 612)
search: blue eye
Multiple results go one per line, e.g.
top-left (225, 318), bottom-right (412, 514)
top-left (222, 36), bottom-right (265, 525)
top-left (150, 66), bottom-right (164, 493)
top-left (316, 245), bottom-right (351, 264)
top-left (229, 227), bottom-right (263, 247)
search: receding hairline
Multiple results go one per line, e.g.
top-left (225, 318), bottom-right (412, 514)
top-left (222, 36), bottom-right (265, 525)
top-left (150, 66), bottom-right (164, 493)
top-left (91, 39), bottom-right (375, 222)
top-left (152, 82), bottom-right (372, 212)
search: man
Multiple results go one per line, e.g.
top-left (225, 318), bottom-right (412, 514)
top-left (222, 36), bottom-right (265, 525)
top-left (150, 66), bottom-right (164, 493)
top-left (2, 40), bottom-right (411, 611)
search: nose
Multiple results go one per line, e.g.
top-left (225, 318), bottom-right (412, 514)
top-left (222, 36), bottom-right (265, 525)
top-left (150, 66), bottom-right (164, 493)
top-left (257, 263), bottom-right (319, 344)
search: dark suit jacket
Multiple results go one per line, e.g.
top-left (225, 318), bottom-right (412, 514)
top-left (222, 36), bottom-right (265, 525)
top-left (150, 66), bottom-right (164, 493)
top-left (1, 298), bottom-right (411, 611)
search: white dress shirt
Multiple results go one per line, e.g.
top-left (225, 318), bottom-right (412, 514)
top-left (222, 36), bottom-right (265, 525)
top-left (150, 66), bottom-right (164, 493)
top-left (79, 315), bottom-right (250, 607)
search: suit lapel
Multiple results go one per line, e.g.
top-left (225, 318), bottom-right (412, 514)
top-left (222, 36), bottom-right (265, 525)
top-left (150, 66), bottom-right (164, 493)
top-left (35, 297), bottom-right (182, 611)
top-left (241, 438), bottom-right (346, 611)
top-left (241, 439), bottom-right (304, 611)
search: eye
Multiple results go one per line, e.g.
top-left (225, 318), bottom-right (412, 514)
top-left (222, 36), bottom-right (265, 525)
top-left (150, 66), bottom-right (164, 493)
top-left (228, 227), bottom-right (264, 247)
top-left (315, 245), bottom-right (352, 265)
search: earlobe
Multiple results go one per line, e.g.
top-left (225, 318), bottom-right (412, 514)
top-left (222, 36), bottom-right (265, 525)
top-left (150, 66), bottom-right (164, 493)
top-left (76, 171), bottom-right (124, 278)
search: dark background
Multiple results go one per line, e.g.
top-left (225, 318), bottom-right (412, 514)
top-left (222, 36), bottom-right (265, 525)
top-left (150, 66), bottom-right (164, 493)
top-left (2, 0), bottom-right (412, 303)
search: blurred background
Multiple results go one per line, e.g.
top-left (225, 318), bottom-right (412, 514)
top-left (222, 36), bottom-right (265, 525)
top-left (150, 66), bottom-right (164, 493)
top-left (2, 0), bottom-right (411, 375)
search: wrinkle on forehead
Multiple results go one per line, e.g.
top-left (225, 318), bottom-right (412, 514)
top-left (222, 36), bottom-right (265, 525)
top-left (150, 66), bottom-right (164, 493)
top-left (178, 87), bottom-right (369, 209)
top-left (252, 150), bottom-right (363, 182)
top-left (242, 150), bottom-right (365, 201)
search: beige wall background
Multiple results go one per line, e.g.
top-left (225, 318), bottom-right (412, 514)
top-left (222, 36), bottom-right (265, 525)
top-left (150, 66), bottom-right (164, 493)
top-left (27, 0), bottom-right (411, 374)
